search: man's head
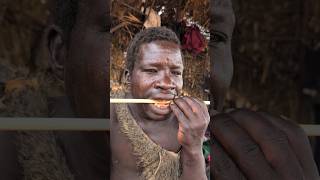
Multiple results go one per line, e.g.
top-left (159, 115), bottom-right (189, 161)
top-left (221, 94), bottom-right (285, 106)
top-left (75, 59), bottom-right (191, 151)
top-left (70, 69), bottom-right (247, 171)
top-left (126, 27), bottom-right (184, 121)
top-left (126, 27), bottom-right (181, 73)
top-left (47, 0), bottom-right (110, 118)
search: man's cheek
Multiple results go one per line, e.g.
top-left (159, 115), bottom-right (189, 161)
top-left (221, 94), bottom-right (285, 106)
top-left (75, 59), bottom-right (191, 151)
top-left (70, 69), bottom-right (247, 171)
top-left (175, 77), bottom-right (183, 89)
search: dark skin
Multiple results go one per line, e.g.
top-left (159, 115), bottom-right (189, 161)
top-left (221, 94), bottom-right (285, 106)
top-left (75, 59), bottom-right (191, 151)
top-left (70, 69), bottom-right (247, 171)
top-left (50, 0), bottom-right (109, 118)
top-left (111, 41), bottom-right (209, 180)
top-left (0, 0), bottom-right (110, 179)
top-left (47, 0), bottom-right (110, 179)
top-left (0, 0), bottom-right (318, 179)
top-left (50, 0), bottom-right (319, 179)
top-left (209, 0), bottom-right (320, 179)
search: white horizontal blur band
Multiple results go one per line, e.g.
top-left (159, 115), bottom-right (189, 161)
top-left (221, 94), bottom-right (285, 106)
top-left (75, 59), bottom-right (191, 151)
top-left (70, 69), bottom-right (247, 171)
top-left (0, 118), bottom-right (319, 136)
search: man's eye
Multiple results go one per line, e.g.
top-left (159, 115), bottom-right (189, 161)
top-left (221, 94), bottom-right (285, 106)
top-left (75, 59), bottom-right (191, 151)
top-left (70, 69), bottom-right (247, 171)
top-left (172, 71), bottom-right (182, 76)
top-left (211, 31), bottom-right (227, 43)
top-left (144, 69), bottom-right (157, 73)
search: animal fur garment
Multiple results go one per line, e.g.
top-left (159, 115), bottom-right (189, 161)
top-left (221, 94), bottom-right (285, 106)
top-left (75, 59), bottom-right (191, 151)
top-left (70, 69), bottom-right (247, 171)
top-left (113, 90), bottom-right (181, 180)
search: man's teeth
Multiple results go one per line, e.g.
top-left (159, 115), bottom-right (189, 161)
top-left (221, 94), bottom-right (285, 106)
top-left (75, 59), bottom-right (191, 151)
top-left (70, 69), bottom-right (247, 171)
top-left (155, 104), bottom-right (168, 108)
top-left (154, 100), bottom-right (171, 108)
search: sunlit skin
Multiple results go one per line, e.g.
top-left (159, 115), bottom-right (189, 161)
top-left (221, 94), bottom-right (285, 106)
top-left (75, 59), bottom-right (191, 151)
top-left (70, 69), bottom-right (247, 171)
top-left (129, 41), bottom-right (183, 121)
top-left (111, 40), bottom-right (209, 180)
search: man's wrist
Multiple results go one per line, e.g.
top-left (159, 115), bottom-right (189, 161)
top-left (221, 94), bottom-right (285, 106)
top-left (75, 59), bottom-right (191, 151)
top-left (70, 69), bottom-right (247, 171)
top-left (182, 145), bottom-right (202, 156)
top-left (181, 147), bottom-right (205, 165)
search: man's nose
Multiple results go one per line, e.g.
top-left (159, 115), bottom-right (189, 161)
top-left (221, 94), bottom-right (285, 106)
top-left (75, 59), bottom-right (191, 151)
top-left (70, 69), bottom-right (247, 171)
top-left (155, 72), bottom-right (175, 90)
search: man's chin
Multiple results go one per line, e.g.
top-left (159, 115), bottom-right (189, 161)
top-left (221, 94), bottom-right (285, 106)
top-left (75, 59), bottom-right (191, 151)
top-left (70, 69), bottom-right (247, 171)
top-left (146, 104), bottom-right (172, 121)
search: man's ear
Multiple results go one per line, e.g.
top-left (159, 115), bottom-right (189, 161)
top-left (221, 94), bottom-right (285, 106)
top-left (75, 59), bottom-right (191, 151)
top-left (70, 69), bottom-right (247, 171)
top-left (46, 25), bottom-right (66, 81)
top-left (122, 68), bottom-right (131, 85)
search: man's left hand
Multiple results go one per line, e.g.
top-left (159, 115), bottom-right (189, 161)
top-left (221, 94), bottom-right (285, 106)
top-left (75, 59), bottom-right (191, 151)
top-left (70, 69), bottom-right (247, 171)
top-left (170, 97), bottom-right (210, 154)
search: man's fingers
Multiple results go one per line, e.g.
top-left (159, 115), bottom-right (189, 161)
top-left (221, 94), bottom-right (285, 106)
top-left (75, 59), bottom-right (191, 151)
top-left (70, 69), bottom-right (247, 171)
top-left (173, 97), bottom-right (195, 121)
top-left (210, 113), bottom-right (277, 180)
top-left (229, 109), bottom-right (304, 180)
top-left (258, 112), bottom-right (320, 179)
top-left (190, 97), bottom-right (210, 122)
top-left (210, 138), bottom-right (247, 180)
top-left (170, 103), bottom-right (190, 128)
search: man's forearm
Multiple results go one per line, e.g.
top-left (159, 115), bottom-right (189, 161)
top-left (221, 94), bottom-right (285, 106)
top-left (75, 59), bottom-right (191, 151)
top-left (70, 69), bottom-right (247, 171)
top-left (180, 148), bottom-right (207, 180)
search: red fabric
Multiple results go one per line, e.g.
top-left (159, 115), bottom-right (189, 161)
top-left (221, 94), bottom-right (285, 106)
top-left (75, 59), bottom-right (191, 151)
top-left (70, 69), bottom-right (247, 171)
top-left (182, 25), bottom-right (205, 55)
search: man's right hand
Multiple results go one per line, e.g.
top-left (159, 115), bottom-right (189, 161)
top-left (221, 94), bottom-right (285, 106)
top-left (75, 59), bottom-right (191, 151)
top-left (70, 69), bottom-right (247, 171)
top-left (209, 109), bottom-right (320, 180)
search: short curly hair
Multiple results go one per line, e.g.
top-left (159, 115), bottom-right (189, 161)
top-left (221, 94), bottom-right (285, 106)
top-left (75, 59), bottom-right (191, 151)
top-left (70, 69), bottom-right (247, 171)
top-left (126, 27), bottom-right (181, 72)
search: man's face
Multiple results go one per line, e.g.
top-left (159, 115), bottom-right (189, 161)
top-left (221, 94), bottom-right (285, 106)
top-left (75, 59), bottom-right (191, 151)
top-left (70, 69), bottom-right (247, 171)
top-left (209, 0), bottom-right (235, 111)
top-left (129, 40), bottom-right (184, 121)
top-left (65, 0), bottom-right (109, 118)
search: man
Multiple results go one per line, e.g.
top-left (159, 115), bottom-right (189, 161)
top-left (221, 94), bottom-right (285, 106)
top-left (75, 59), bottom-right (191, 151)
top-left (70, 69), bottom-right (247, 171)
top-left (47, 0), bottom-right (110, 179)
top-left (209, 0), bottom-right (320, 179)
top-left (48, 0), bottom-right (320, 179)
top-left (1, 0), bottom-right (110, 179)
top-left (0, 0), bottom-right (318, 179)
top-left (110, 27), bottom-right (209, 179)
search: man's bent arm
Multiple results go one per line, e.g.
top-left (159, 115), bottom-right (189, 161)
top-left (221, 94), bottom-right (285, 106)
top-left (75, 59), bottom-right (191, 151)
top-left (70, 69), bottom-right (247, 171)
top-left (180, 148), bottom-right (207, 180)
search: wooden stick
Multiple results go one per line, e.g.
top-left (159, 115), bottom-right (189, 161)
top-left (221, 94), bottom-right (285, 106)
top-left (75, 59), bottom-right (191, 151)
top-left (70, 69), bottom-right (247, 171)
top-left (110, 98), bottom-right (211, 105)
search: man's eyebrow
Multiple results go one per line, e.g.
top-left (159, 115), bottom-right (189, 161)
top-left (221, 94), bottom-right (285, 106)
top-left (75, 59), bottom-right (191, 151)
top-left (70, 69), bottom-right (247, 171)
top-left (170, 64), bottom-right (183, 69)
top-left (142, 62), bottom-right (162, 66)
top-left (143, 62), bottom-right (183, 69)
